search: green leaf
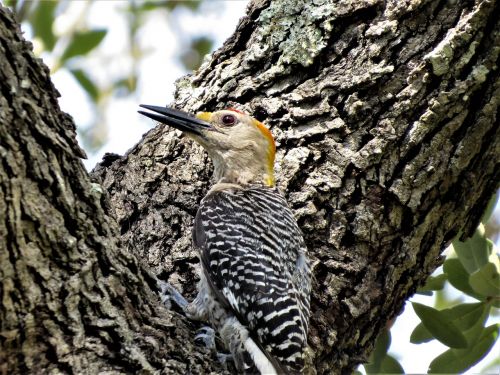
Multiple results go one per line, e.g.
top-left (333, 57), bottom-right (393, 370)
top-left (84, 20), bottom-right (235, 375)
top-left (481, 192), bottom-right (499, 224)
top-left (410, 322), bottom-right (433, 344)
top-left (113, 75), bottom-right (137, 96)
top-left (453, 229), bottom-right (491, 274)
top-left (444, 258), bottom-right (482, 298)
top-left (379, 355), bottom-right (404, 374)
top-left (449, 303), bottom-right (487, 332)
top-left (428, 324), bottom-right (499, 373)
top-left (469, 261), bottom-right (500, 297)
top-left (138, 1), bottom-right (162, 11)
top-left (480, 356), bottom-right (500, 374)
top-left (61, 29), bottom-right (107, 62)
top-left (412, 302), bottom-right (467, 348)
top-left (181, 36), bottom-right (214, 70)
top-left (410, 303), bottom-right (486, 344)
top-left (418, 274), bottom-right (447, 293)
top-left (166, 0), bottom-right (202, 11)
top-left (70, 69), bottom-right (99, 102)
top-left (191, 37), bottom-right (213, 57)
top-left (364, 330), bottom-right (390, 374)
top-left (461, 303), bottom-right (489, 347)
top-left (30, 1), bottom-right (58, 51)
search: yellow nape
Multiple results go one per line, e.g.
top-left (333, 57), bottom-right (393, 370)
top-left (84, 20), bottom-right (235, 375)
top-left (265, 174), bottom-right (275, 187)
top-left (196, 112), bottom-right (212, 122)
top-left (253, 119), bottom-right (276, 187)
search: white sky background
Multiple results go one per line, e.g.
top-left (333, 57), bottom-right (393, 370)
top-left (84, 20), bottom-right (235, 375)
top-left (29, 1), bottom-right (499, 373)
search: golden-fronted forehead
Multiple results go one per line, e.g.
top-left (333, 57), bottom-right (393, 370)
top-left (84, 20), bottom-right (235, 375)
top-left (196, 112), bottom-right (212, 122)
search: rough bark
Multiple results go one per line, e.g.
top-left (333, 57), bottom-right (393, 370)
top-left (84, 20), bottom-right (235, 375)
top-left (1, 0), bottom-right (499, 374)
top-left (0, 6), bottom-right (228, 375)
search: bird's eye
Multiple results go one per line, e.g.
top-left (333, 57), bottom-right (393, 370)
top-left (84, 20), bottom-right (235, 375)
top-left (221, 114), bottom-right (236, 126)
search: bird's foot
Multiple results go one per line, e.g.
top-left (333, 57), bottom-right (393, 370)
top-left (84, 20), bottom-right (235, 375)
top-left (158, 280), bottom-right (231, 368)
top-left (216, 352), bottom-right (233, 367)
top-left (158, 280), bottom-right (189, 311)
top-left (195, 327), bottom-right (234, 371)
top-left (194, 326), bottom-right (216, 349)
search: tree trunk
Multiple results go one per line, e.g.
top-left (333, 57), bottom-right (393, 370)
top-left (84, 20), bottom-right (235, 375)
top-left (1, 0), bottom-right (499, 374)
top-left (0, 6), bottom-right (227, 375)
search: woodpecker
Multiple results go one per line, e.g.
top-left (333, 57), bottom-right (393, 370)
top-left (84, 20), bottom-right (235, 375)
top-left (138, 105), bottom-right (311, 374)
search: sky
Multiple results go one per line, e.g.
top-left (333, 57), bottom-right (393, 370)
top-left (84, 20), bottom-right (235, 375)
top-left (47, 0), bottom-right (250, 169)
top-left (27, 1), bottom-right (499, 373)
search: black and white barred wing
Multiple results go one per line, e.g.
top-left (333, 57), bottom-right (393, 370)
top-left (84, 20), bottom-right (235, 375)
top-left (193, 186), bottom-right (311, 371)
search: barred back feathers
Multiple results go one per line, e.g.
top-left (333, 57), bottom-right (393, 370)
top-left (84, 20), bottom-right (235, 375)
top-left (194, 185), bottom-right (311, 373)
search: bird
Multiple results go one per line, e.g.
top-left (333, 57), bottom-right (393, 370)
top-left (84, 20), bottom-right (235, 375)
top-left (138, 104), bottom-right (311, 374)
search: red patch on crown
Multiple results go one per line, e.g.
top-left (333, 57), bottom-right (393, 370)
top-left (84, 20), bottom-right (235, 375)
top-left (227, 107), bottom-right (246, 115)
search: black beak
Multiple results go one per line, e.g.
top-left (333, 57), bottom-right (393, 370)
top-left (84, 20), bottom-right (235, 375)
top-left (138, 104), bottom-right (213, 135)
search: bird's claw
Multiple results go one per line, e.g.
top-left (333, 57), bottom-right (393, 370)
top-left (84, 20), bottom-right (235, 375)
top-left (194, 326), bottom-right (216, 349)
top-left (216, 352), bottom-right (233, 365)
top-left (158, 280), bottom-right (189, 311)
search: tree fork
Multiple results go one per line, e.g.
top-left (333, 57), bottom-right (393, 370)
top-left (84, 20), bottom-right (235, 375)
top-left (1, 0), bottom-right (499, 374)
top-left (0, 5), bottom-right (226, 374)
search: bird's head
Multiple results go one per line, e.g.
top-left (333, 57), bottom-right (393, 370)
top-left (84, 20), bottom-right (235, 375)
top-left (139, 105), bottom-right (276, 187)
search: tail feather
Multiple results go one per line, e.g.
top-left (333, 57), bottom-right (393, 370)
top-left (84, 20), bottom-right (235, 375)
top-left (244, 337), bottom-right (278, 375)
